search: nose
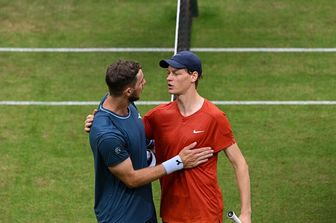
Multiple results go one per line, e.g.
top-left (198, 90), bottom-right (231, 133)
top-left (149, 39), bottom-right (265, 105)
top-left (167, 72), bottom-right (173, 81)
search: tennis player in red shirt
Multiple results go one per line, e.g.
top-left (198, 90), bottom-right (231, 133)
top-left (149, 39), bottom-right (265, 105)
top-left (143, 51), bottom-right (251, 223)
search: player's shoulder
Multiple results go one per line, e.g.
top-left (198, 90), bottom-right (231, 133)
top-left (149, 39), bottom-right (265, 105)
top-left (91, 113), bottom-right (125, 143)
top-left (203, 99), bottom-right (228, 119)
top-left (146, 101), bottom-right (175, 115)
top-left (94, 110), bottom-right (111, 124)
top-left (204, 99), bottom-right (225, 113)
top-left (155, 101), bottom-right (175, 110)
top-left (91, 112), bottom-right (118, 135)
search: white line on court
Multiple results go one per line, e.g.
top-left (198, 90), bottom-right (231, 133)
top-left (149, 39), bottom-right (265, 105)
top-left (0, 48), bottom-right (336, 53)
top-left (0, 101), bottom-right (335, 106)
top-left (192, 48), bottom-right (336, 52)
top-left (0, 48), bottom-right (174, 52)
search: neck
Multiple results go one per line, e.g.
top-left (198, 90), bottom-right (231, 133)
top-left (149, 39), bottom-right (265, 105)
top-left (103, 94), bottom-right (130, 116)
top-left (175, 90), bottom-right (204, 117)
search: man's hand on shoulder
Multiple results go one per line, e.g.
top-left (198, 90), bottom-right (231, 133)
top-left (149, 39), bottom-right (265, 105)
top-left (84, 109), bottom-right (97, 133)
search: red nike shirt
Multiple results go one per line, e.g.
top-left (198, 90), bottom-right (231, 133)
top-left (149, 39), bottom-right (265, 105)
top-left (143, 100), bottom-right (235, 223)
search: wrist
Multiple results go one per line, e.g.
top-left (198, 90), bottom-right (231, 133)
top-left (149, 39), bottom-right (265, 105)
top-left (162, 155), bottom-right (184, 174)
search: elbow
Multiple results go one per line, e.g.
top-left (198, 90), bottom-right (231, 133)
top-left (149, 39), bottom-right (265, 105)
top-left (234, 157), bottom-right (249, 173)
top-left (121, 175), bottom-right (141, 189)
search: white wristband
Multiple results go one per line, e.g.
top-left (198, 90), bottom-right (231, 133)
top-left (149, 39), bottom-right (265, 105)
top-left (162, 155), bottom-right (184, 174)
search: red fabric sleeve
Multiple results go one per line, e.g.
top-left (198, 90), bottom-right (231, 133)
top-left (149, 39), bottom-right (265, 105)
top-left (143, 110), bottom-right (154, 140)
top-left (210, 112), bottom-right (236, 152)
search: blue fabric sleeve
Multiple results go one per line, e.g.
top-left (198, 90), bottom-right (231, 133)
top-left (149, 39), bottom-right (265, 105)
top-left (99, 136), bottom-right (129, 167)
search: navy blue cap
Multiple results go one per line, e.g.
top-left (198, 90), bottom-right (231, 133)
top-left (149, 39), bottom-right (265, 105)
top-left (159, 51), bottom-right (202, 75)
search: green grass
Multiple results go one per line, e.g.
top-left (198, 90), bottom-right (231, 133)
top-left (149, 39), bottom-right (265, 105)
top-left (0, 106), bottom-right (94, 222)
top-left (1, 0), bottom-right (335, 48)
top-left (0, 0), bottom-right (177, 47)
top-left (221, 105), bottom-right (336, 222)
top-left (193, 0), bottom-right (336, 47)
top-left (1, 105), bottom-right (335, 222)
top-left (0, 0), bottom-right (335, 222)
top-left (0, 52), bottom-right (335, 101)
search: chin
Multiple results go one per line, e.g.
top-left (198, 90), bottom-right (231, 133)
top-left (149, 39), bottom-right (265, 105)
top-left (168, 88), bottom-right (175, 93)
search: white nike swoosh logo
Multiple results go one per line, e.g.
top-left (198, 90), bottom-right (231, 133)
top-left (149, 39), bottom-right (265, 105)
top-left (193, 130), bottom-right (205, 134)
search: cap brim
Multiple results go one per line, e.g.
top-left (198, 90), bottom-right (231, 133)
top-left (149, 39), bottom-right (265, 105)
top-left (159, 59), bottom-right (186, 69)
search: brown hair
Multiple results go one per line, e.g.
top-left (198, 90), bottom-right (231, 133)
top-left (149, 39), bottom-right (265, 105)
top-left (105, 60), bottom-right (141, 96)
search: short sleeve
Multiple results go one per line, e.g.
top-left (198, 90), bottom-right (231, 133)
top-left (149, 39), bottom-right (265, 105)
top-left (211, 113), bottom-right (236, 152)
top-left (98, 136), bottom-right (129, 167)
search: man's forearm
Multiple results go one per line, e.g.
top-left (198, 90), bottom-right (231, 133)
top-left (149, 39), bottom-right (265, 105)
top-left (109, 155), bottom-right (185, 189)
top-left (235, 160), bottom-right (251, 215)
top-left (126, 164), bottom-right (167, 188)
top-left (108, 157), bottom-right (166, 189)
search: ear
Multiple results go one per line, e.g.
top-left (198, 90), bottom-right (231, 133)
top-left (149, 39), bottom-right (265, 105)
top-left (123, 87), bottom-right (133, 96)
top-left (190, 71), bottom-right (199, 83)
